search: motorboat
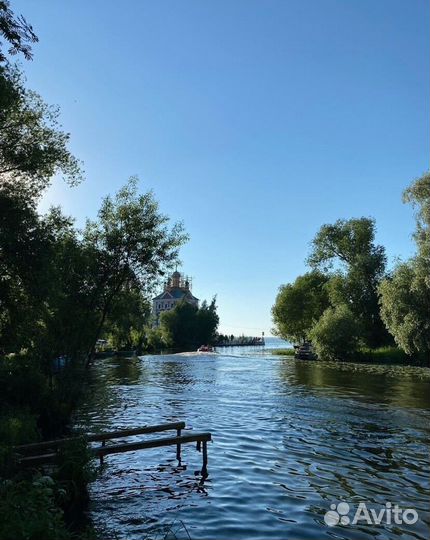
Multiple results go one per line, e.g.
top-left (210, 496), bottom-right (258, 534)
top-left (197, 345), bottom-right (214, 353)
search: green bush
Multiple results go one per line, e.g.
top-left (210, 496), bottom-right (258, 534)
top-left (310, 304), bottom-right (363, 361)
top-left (145, 327), bottom-right (167, 351)
top-left (0, 476), bottom-right (71, 540)
top-left (56, 438), bottom-right (96, 505)
top-left (0, 410), bottom-right (40, 478)
top-left (0, 410), bottom-right (39, 446)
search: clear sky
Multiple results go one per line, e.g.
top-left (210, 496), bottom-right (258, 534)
top-left (15, 0), bottom-right (429, 336)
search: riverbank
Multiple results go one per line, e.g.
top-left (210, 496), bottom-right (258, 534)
top-left (0, 354), bottom-right (99, 540)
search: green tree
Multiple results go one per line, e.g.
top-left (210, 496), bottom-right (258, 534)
top-left (403, 171), bottom-right (430, 262)
top-left (104, 288), bottom-right (151, 351)
top-left (161, 301), bottom-right (198, 349)
top-left (379, 172), bottom-right (430, 358)
top-left (309, 304), bottom-right (362, 361)
top-left (379, 261), bottom-right (429, 356)
top-left (0, 64), bottom-right (83, 199)
top-left (84, 178), bottom-right (187, 362)
top-left (196, 297), bottom-right (219, 344)
top-left (271, 271), bottom-right (329, 343)
top-left (0, 194), bottom-right (98, 362)
top-left (308, 217), bottom-right (388, 347)
top-left (160, 298), bottom-right (219, 350)
top-left (36, 210), bottom-right (101, 363)
top-left (0, 13), bottom-right (84, 353)
top-left (0, 31), bottom-right (85, 359)
top-left (0, 186), bottom-right (54, 353)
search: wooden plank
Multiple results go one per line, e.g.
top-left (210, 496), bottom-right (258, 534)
top-left (94, 432), bottom-right (212, 458)
top-left (14, 422), bottom-right (186, 455)
top-left (19, 432), bottom-right (211, 465)
top-left (87, 422), bottom-right (186, 442)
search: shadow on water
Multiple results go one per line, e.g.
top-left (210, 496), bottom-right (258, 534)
top-left (106, 355), bottom-right (146, 385)
top-left (280, 358), bottom-right (430, 409)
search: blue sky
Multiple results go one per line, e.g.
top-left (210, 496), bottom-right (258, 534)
top-left (16, 0), bottom-right (429, 335)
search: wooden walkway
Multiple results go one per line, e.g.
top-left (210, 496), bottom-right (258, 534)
top-left (15, 421), bottom-right (212, 477)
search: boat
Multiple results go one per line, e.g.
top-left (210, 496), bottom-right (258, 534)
top-left (197, 345), bottom-right (214, 353)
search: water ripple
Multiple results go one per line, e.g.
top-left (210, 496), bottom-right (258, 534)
top-left (76, 349), bottom-right (430, 540)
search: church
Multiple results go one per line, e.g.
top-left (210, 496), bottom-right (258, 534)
top-left (152, 270), bottom-right (199, 326)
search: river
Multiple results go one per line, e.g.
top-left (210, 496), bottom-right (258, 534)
top-left (76, 338), bottom-right (430, 540)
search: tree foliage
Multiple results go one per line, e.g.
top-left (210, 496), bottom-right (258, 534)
top-left (309, 304), bottom-right (362, 361)
top-left (0, 1), bottom-right (38, 62)
top-left (403, 171), bottom-right (430, 262)
top-left (307, 218), bottom-right (386, 273)
top-left (104, 288), bottom-right (151, 351)
top-left (160, 297), bottom-right (219, 350)
top-left (308, 217), bottom-right (389, 347)
top-left (271, 271), bottom-right (329, 343)
top-left (0, 176), bottom-right (186, 363)
top-left (379, 173), bottom-right (430, 357)
top-left (0, 64), bottom-right (83, 199)
top-left (83, 178), bottom-right (187, 359)
top-left (196, 298), bottom-right (220, 344)
top-left (0, 186), bottom-right (55, 354)
top-left (145, 327), bottom-right (167, 352)
top-left (272, 218), bottom-right (395, 358)
top-left (379, 261), bottom-right (430, 356)
top-left (0, 191), bottom-right (99, 362)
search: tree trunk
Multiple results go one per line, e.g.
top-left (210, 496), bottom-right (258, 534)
top-left (85, 275), bottom-right (126, 368)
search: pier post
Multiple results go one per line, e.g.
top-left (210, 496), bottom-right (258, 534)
top-left (100, 440), bottom-right (106, 465)
top-left (176, 427), bottom-right (182, 461)
top-left (201, 440), bottom-right (208, 478)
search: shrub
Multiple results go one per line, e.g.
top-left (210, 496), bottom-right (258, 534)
top-left (145, 327), bottom-right (167, 351)
top-left (0, 476), bottom-right (71, 540)
top-left (0, 410), bottom-right (39, 446)
top-left (56, 438), bottom-right (96, 506)
top-left (309, 304), bottom-right (362, 361)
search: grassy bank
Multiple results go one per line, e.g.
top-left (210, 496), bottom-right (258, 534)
top-left (358, 346), bottom-right (427, 366)
top-left (272, 348), bottom-right (296, 356)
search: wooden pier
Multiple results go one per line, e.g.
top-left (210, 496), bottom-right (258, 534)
top-left (217, 336), bottom-right (265, 347)
top-left (15, 421), bottom-right (212, 477)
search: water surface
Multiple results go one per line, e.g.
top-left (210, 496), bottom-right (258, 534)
top-left (76, 340), bottom-right (430, 539)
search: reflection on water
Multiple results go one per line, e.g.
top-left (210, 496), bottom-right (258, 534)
top-left (75, 345), bottom-right (430, 540)
top-left (281, 359), bottom-right (430, 409)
